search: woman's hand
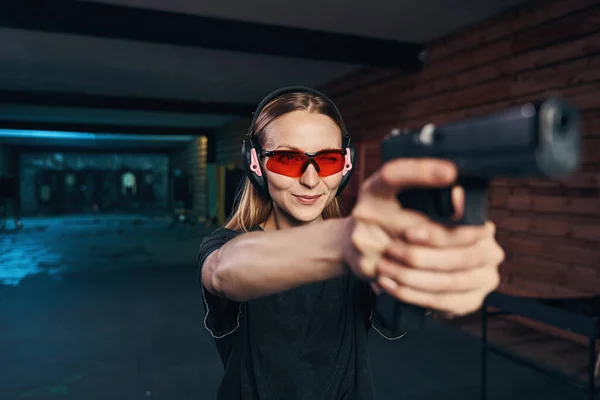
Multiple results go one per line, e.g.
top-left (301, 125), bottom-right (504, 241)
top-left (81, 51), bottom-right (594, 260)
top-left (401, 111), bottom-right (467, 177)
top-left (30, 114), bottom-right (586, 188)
top-left (343, 158), bottom-right (505, 317)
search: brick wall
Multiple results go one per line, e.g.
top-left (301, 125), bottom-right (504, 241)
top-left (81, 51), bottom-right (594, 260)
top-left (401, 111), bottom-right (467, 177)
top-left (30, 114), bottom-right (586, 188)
top-left (322, 0), bottom-right (600, 300)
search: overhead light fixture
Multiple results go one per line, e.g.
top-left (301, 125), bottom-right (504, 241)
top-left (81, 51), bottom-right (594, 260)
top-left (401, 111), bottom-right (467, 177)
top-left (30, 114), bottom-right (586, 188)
top-left (0, 129), bottom-right (196, 142)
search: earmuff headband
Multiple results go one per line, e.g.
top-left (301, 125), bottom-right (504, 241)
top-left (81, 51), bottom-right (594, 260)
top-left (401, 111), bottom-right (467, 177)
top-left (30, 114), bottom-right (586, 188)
top-left (246, 86), bottom-right (351, 139)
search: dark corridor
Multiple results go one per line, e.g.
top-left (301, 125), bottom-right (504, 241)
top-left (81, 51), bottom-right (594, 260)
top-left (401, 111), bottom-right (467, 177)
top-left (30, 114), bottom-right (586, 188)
top-left (35, 169), bottom-right (157, 214)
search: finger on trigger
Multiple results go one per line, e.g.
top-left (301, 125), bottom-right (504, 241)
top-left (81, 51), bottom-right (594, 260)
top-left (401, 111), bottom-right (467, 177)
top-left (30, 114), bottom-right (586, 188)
top-left (366, 158), bottom-right (458, 199)
top-left (381, 208), bottom-right (432, 237)
top-left (484, 221), bottom-right (497, 238)
top-left (451, 185), bottom-right (465, 221)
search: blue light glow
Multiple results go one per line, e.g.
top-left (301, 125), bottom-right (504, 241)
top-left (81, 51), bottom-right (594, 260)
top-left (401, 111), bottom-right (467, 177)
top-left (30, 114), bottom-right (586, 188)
top-left (0, 129), bottom-right (196, 142)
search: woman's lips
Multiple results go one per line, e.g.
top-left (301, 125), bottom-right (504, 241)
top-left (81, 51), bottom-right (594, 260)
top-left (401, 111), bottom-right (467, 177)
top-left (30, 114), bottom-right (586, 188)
top-left (293, 195), bottom-right (322, 205)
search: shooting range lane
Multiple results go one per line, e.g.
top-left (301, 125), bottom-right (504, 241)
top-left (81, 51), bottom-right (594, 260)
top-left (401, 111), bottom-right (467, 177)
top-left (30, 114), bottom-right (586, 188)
top-left (0, 216), bottom-right (577, 400)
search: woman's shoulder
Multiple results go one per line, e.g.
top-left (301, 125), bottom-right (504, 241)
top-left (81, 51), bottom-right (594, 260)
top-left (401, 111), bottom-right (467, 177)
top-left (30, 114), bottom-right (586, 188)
top-left (200, 224), bottom-right (263, 246)
top-left (201, 226), bottom-right (242, 244)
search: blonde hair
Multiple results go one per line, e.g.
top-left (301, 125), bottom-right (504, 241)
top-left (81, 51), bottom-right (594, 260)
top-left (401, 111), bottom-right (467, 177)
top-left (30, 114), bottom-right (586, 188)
top-left (224, 91), bottom-right (346, 232)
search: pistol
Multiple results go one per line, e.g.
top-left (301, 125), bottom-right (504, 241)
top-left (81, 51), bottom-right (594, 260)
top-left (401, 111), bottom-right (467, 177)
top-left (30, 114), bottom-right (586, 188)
top-left (375, 97), bottom-right (581, 331)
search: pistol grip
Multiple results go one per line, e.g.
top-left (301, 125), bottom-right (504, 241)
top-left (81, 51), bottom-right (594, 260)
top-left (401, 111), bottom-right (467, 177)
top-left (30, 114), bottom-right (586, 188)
top-left (455, 178), bottom-right (488, 226)
top-left (396, 178), bottom-right (489, 226)
top-left (384, 180), bottom-right (489, 333)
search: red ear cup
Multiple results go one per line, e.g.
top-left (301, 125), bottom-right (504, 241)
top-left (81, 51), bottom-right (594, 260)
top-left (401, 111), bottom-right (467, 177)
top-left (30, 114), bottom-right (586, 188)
top-left (335, 137), bottom-right (356, 197)
top-left (242, 137), bottom-right (270, 199)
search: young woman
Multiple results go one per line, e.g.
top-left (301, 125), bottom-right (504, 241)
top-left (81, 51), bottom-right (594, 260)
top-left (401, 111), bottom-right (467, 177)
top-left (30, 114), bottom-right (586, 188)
top-left (198, 86), bottom-right (504, 399)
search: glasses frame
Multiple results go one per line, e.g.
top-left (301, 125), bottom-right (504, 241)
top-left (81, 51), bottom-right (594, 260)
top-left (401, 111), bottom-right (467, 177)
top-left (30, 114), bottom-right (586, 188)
top-left (261, 148), bottom-right (348, 176)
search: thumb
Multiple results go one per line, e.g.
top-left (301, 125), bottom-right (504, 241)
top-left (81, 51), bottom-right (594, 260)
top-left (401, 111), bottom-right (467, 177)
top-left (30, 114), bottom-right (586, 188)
top-left (363, 158), bottom-right (458, 199)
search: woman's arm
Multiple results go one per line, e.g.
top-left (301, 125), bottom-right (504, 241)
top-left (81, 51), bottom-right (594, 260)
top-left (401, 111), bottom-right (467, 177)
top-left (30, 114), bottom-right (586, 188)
top-left (201, 216), bottom-right (354, 302)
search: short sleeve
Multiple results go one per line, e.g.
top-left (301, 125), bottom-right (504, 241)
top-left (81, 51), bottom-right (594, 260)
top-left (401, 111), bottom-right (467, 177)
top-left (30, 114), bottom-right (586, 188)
top-left (197, 227), bottom-right (244, 339)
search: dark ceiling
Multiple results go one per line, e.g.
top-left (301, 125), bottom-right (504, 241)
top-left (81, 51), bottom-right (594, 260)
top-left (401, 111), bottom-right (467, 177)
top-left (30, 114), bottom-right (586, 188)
top-left (0, 0), bottom-right (527, 150)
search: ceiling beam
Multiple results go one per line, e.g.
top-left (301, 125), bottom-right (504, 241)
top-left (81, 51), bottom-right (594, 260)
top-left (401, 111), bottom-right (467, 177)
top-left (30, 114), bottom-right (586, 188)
top-left (0, 1), bottom-right (425, 71)
top-left (0, 120), bottom-right (213, 136)
top-left (0, 90), bottom-right (256, 116)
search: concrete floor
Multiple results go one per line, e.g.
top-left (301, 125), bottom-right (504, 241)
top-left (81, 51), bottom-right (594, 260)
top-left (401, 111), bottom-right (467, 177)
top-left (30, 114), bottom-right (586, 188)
top-left (0, 215), bottom-right (584, 400)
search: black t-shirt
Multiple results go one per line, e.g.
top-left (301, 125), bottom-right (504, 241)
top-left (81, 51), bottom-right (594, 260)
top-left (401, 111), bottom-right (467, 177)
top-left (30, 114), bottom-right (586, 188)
top-left (197, 225), bottom-right (406, 400)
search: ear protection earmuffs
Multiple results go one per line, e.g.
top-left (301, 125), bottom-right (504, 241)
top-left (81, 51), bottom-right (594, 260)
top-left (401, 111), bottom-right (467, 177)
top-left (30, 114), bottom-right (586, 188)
top-left (241, 86), bottom-right (356, 200)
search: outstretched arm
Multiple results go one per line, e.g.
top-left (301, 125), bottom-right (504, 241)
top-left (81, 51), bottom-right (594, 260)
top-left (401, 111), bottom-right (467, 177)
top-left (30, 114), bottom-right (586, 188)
top-left (203, 157), bottom-right (504, 317)
top-left (201, 216), bottom-right (353, 302)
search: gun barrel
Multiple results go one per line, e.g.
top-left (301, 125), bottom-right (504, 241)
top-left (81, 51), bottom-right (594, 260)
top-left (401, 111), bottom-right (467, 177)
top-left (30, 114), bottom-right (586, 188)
top-left (382, 97), bottom-right (581, 179)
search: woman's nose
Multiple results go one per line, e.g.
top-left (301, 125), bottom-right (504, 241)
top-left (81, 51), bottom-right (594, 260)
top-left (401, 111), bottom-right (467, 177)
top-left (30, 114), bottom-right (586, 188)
top-left (299, 163), bottom-right (320, 187)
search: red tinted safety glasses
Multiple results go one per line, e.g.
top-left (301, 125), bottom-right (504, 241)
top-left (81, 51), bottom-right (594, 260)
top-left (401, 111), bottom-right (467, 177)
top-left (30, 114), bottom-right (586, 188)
top-left (256, 149), bottom-right (352, 178)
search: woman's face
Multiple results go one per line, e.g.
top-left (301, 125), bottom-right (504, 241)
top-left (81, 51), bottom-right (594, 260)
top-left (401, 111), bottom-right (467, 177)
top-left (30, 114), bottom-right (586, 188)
top-left (263, 110), bottom-right (344, 225)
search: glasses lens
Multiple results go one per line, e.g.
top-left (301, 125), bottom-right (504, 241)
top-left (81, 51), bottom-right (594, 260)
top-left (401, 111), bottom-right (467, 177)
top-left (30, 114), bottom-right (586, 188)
top-left (313, 152), bottom-right (345, 176)
top-left (265, 150), bottom-right (346, 177)
top-left (266, 152), bottom-right (306, 177)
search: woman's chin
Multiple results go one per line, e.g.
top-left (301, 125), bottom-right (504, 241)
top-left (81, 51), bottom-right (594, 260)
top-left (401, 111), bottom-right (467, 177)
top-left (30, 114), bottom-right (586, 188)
top-left (289, 206), bottom-right (326, 223)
